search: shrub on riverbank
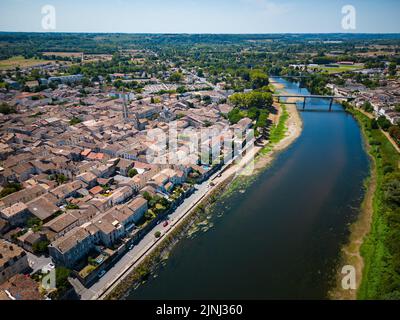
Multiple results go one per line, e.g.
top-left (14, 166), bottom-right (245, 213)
top-left (350, 109), bottom-right (400, 299)
top-left (259, 103), bottom-right (288, 155)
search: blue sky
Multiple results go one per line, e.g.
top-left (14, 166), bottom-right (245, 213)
top-left (0, 0), bottom-right (399, 33)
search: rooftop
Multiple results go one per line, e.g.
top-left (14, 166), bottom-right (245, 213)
top-left (0, 240), bottom-right (26, 268)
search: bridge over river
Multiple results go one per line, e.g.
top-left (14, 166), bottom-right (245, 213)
top-left (273, 94), bottom-right (355, 111)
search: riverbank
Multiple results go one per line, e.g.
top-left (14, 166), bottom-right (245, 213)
top-left (254, 98), bottom-right (302, 171)
top-left (330, 107), bottom-right (400, 300)
top-left (329, 110), bottom-right (377, 300)
top-left (102, 81), bottom-right (303, 300)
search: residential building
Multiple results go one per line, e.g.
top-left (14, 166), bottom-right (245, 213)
top-left (0, 240), bottom-right (29, 284)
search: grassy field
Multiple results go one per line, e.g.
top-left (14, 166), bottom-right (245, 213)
top-left (42, 52), bottom-right (83, 58)
top-left (0, 55), bottom-right (52, 70)
top-left (315, 65), bottom-right (363, 74)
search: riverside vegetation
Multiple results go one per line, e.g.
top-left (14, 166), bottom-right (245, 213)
top-left (346, 106), bottom-right (400, 299)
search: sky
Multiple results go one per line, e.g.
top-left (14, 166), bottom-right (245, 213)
top-left (0, 0), bottom-right (399, 34)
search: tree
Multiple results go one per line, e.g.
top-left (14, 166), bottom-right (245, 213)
top-left (55, 267), bottom-right (71, 293)
top-left (247, 107), bottom-right (259, 120)
top-left (255, 110), bottom-right (269, 129)
top-left (203, 120), bottom-right (212, 127)
top-left (154, 231), bottom-right (161, 238)
top-left (377, 116), bottom-right (391, 131)
top-left (389, 126), bottom-right (400, 144)
top-left (143, 191), bottom-right (152, 201)
top-left (250, 69), bottom-right (269, 89)
top-left (0, 103), bottom-right (16, 115)
top-left (371, 119), bottom-right (379, 130)
top-left (384, 179), bottom-right (400, 207)
top-left (27, 217), bottom-right (41, 229)
top-left (50, 174), bottom-right (68, 185)
top-left (202, 95), bottom-right (212, 104)
top-left (66, 203), bottom-right (79, 210)
top-left (69, 117), bottom-right (82, 126)
top-left (177, 86), bottom-right (187, 94)
top-left (33, 240), bottom-right (50, 254)
top-left (227, 108), bottom-right (245, 124)
top-left (388, 62), bottom-right (397, 77)
top-left (229, 91), bottom-right (273, 109)
top-left (362, 101), bottom-right (373, 113)
top-left (169, 72), bottom-right (183, 82)
top-left (128, 168), bottom-right (138, 178)
top-left (0, 182), bottom-right (22, 198)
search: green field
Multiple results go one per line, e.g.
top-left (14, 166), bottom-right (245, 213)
top-left (315, 65), bottom-right (363, 74)
top-left (349, 109), bottom-right (400, 299)
top-left (0, 55), bottom-right (51, 70)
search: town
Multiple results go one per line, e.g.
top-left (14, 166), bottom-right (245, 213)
top-left (0, 33), bottom-right (399, 301)
top-left (0, 45), bottom-right (262, 300)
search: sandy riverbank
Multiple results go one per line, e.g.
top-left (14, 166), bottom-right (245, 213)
top-left (272, 82), bottom-right (285, 91)
top-left (329, 164), bottom-right (376, 300)
top-left (251, 92), bottom-right (303, 171)
top-left (329, 113), bottom-right (377, 300)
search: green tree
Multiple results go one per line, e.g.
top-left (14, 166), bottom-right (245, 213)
top-left (371, 119), bottom-right (379, 130)
top-left (0, 182), bottom-right (22, 198)
top-left (388, 62), bottom-right (397, 77)
top-left (388, 126), bottom-right (400, 145)
top-left (229, 91), bottom-right (273, 109)
top-left (69, 117), bottom-right (82, 126)
top-left (27, 217), bottom-right (42, 231)
top-left (128, 168), bottom-right (138, 178)
top-left (66, 203), bottom-right (79, 210)
top-left (0, 103), bottom-right (16, 115)
top-left (227, 108), bottom-right (245, 124)
top-left (250, 69), bottom-right (269, 89)
top-left (33, 240), bottom-right (50, 254)
top-left (169, 72), bottom-right (183, 82)
top-left (377, 116), bottom-right (391, 131)
top-left (143, 191), bottom-right (152, 201)
top-left (177, 86), bottom-right (187, 94)
top-left (362, 101), bottom-right (373, 113)
top-left (55, 267), bottom-right (71, 293)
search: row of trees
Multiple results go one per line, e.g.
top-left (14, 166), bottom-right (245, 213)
top-left (228, 91), bottom-right (273, 109)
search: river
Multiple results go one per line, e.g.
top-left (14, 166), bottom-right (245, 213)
top-left (124, 78), bottom-right (370, 299)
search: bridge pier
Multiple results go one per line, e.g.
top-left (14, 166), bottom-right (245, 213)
top-left (329, 98), bottom-right (333, 111)
top-left (303, 97), bottom-right (306, 110)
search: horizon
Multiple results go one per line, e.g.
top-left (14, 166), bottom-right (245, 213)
top-left (0, 0), bottom-right (399, 34)
top-left (1, 31), bottom-right (400, 35)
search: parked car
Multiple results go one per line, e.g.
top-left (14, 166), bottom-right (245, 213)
top-left (163, 221), bottom-right (169, 227)
top-left (98, 270), bottom-right (106, 278)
